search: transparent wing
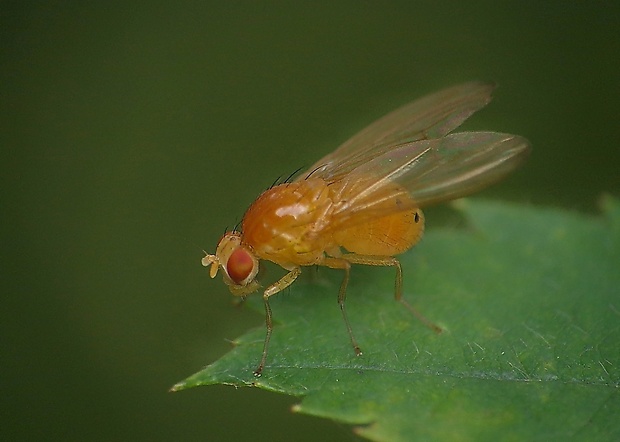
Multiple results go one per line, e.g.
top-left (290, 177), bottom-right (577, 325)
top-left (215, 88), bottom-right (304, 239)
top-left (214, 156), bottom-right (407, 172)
top-left (297, 81), bottom-right (496, 183)
top-left (325, 132), bottom-right (530, 232)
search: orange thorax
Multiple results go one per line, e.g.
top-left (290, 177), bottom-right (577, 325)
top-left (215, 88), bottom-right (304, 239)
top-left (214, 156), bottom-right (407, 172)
top-left (241, 178), bottom-right (334, 268)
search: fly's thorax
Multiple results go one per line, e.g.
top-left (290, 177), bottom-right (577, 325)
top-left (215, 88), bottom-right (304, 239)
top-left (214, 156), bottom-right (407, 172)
top-left (241, 178), bottom-right (335, 266)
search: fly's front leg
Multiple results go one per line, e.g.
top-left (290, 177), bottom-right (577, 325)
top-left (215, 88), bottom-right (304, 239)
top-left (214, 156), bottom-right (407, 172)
top-left (341, 254), bottom-right (442, 334)
top-left (254, 266), bottom-right (301, 377)
top-left (320, 257), bottom-right (362, 356)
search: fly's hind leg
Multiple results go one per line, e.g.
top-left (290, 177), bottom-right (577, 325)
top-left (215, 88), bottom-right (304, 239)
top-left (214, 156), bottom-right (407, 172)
top-left (340, 254), bottom-right (442, 334)
top-left (319, 257), bottom-right (362, 356)
top-left (254, 266), bottom-right (301, 377)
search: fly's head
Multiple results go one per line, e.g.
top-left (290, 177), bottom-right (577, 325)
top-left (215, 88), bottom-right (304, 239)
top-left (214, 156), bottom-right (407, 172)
top-left (202, 232), bottom-right (261, 296)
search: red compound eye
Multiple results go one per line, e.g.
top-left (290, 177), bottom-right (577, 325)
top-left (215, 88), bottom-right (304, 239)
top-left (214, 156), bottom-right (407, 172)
top-left (226, 247), bottom-right (255, 284)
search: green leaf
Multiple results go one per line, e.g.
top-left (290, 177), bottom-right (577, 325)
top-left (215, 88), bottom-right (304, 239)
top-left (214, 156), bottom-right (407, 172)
top-left (173, 198), bottom-right (620, 442)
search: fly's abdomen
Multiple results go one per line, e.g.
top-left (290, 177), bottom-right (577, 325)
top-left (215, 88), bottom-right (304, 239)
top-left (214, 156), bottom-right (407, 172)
top-left (333, 207), bottom-right (424, 256)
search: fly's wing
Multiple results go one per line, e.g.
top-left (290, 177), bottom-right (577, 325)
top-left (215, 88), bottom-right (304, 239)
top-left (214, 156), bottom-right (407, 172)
top-left (297, 82), bottom-right (496, 183)
top-left (325, 132), bottom-right (530, 233)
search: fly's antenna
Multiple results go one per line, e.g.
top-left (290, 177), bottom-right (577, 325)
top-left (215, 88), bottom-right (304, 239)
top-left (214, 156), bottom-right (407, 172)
top-left (201, 250), bottom-right (220, 278)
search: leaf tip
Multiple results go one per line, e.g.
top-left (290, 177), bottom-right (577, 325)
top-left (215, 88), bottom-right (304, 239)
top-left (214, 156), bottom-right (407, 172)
top-left (169, 381), bottom-right (186, 393)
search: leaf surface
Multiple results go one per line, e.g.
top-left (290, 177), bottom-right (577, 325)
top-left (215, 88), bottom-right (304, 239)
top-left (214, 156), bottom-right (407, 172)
top-left (174, 198), bottom-right (620, 442)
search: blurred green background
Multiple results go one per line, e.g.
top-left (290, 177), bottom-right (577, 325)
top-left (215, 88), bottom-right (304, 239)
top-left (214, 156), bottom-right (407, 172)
top-left (2, 1), bottom-right (618, 441)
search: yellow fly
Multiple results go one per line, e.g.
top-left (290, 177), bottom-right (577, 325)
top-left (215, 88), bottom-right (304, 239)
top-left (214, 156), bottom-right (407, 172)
top-left (203, 82), bottom-right (530, 375)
